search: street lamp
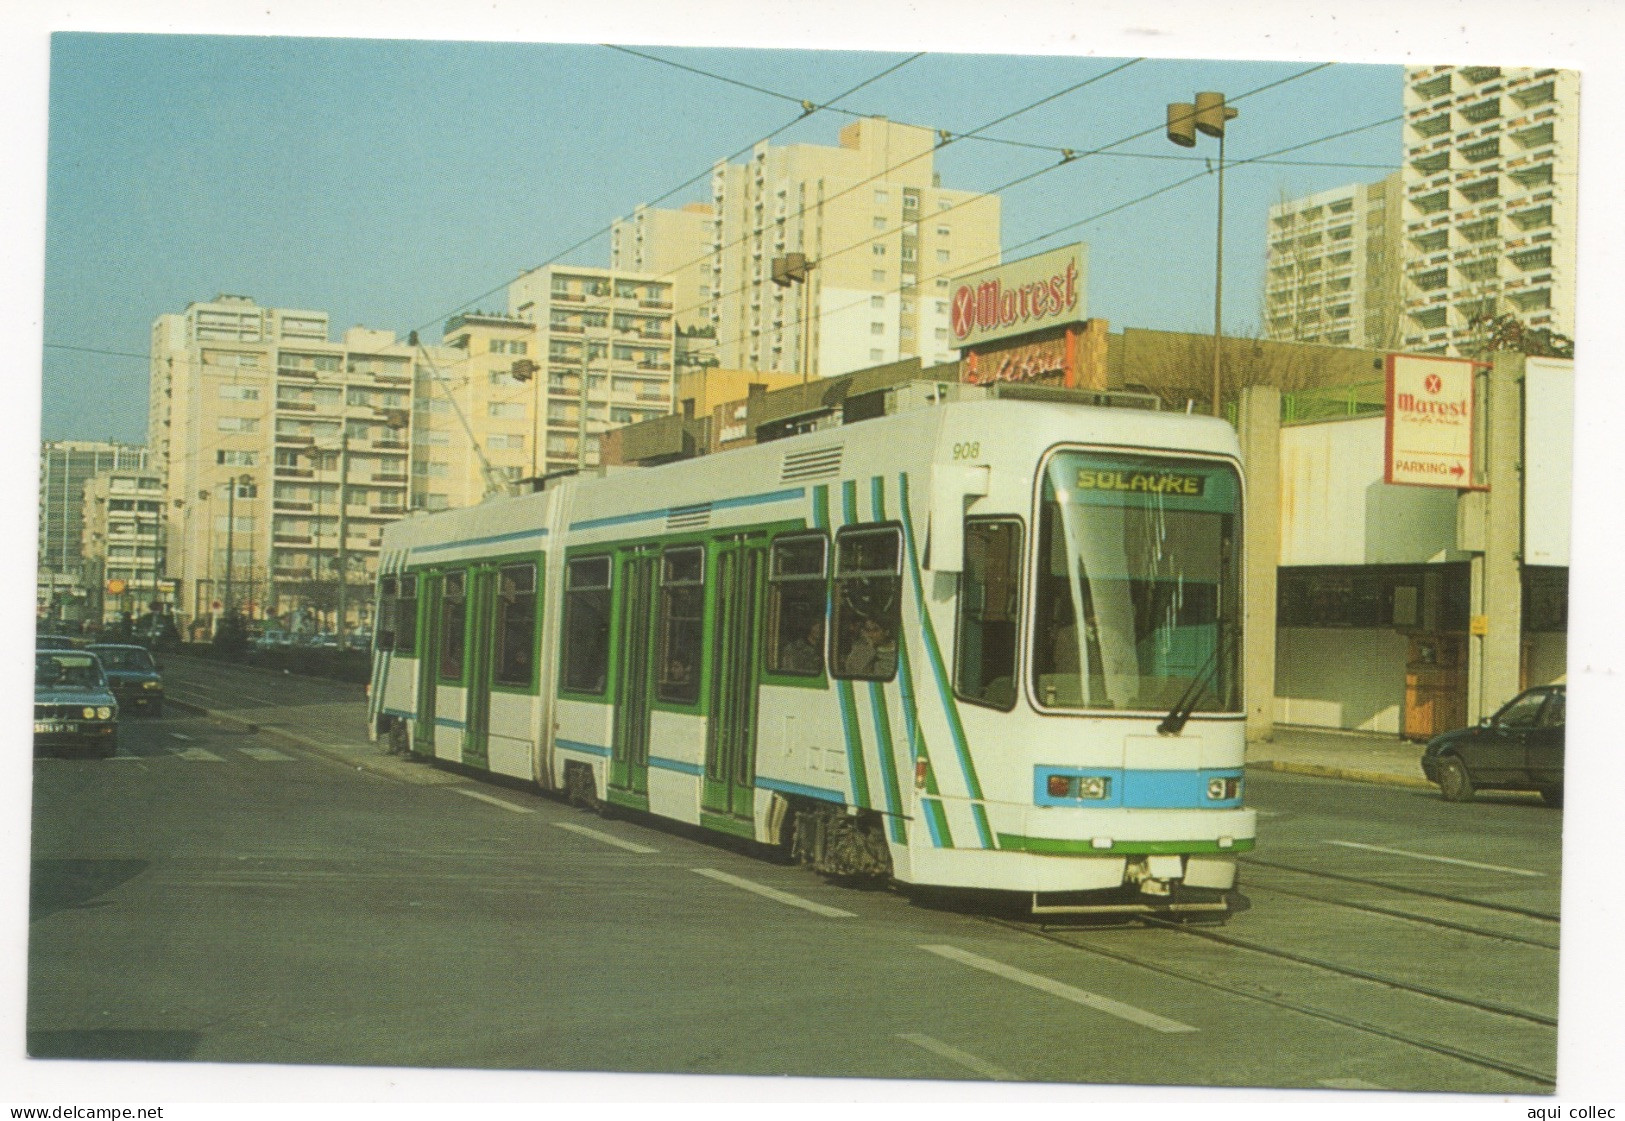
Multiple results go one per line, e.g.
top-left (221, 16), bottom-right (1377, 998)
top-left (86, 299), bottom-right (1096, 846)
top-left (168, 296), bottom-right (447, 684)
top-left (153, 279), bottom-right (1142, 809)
top-left (1167, 92), bottom-right (1239, 417)
top-left (223, 472), bottom-right (254, 619)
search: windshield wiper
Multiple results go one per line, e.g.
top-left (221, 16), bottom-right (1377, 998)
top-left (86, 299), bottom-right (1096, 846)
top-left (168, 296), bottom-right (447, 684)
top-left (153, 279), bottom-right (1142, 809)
top-left (1157, 635), bottom-right (1225, 736)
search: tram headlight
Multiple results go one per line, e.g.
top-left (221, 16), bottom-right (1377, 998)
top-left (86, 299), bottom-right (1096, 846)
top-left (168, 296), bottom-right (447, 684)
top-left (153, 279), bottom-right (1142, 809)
top-left (1207, 776), bottom-right (1241, 801)
top-left (1077, 776), bottom-right (1109, 800)
top-left (1045, 773), bottom-right (1110, 800)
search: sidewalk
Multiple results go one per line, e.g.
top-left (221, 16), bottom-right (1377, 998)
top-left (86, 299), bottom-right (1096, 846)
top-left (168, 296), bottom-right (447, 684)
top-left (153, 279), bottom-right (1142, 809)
top-left (1248, 725), bottom-right (1432, 789)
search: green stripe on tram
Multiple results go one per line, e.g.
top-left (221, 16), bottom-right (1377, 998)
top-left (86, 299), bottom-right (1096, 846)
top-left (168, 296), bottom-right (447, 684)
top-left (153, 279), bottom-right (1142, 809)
top-left (867, 475), bottom-right (906, 845)
top-left (897, 472), bottom-right (995, 850)
top-left (825, 483), bottom-right (871, 811)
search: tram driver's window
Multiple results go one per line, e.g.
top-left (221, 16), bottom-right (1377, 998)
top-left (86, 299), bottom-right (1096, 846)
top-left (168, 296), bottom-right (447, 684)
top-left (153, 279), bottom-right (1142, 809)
top-left (439, 571), bottom-right (467, 681)
top-left (766, 534), bottom-right (828, 677)
top-left (561, 556), bottom-right (612, 694)
top-left (832, 525), bottom-right (902, 682)
top-left (954, 519), bottom-right (1022, 710)
top-left (395, 573), bottom-right (418, 654)
top-left (657, 547), bottom-right (704, 704)
top-left (493, 563), bottom-right (537, 688)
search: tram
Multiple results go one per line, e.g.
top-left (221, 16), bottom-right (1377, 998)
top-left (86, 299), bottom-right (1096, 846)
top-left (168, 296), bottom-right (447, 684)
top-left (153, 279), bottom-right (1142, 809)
top-left (368, 383), bottom-right (1254, 915)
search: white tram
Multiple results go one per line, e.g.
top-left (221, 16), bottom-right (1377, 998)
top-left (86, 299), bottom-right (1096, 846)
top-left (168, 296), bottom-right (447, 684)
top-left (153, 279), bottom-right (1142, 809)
top-left (369, 385), bottom-right (1255, 914)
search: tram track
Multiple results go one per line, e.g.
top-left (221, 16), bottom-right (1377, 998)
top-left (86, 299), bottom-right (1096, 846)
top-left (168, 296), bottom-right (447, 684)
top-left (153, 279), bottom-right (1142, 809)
top-left (986, 913), bottom-right (1556, 1090)
top-left (1237, 876), bottom-right (1561, 950)
top-left (1240, 855), bottom-right (1561, 923)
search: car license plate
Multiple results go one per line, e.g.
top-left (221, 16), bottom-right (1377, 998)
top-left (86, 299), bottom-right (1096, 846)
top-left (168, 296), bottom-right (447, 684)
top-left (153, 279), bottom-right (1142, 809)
top-left (34, 721), bottom-right (70, 734)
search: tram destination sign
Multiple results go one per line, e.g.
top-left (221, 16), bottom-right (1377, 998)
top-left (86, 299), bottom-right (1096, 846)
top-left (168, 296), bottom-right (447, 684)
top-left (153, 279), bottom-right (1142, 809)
top-left (1384, 354), bottom-right (1478, 489)
top-left (949, 243), bottom-right (1088, 350)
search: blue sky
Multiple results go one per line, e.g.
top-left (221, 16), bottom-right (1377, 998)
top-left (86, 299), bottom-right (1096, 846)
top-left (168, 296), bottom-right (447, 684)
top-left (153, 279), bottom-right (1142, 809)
top-left (40, 35), bottom-right (1405, 443)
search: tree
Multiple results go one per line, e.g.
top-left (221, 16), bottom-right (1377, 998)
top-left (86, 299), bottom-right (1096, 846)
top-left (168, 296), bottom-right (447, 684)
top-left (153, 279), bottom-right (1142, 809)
top-left (1469, 312), bottom-right (1574, 359)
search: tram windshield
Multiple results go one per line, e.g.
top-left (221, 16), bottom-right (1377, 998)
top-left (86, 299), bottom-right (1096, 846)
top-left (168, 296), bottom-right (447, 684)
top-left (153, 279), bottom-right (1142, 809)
top-left (1031, 450), bottom-right (1241, 714)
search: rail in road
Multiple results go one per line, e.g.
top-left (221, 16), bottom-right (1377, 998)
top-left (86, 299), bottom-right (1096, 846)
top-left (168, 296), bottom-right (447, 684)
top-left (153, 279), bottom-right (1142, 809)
top-left (121, 655), bottom-right (1561, 1092)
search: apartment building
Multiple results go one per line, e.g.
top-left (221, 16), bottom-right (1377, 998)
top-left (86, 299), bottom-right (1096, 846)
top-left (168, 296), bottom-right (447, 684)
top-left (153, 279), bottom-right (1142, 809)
top-left (507, 265), bottom-right (676, 475)
top-left (610, 203), bottom-right (714, 334)
top-left (80, 468), bottom-right (166, 625)
top-left (421, 311), bottom-right (538, 510)
top-left (149, 295), bottom-right (418, 629)
top-left (38, 441), bottom-right (149, 579)
top-left (1400, 66), bottom-right (1578, 356)
top-left (1264, 172), bottom-right (1405, 349)
top-left (631, 117), bottom-right (1000, 380)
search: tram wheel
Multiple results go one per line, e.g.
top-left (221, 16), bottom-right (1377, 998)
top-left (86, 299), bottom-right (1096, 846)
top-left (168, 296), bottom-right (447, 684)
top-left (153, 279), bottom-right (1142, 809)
top-left (1437, 756), bottom-right (1475, 802)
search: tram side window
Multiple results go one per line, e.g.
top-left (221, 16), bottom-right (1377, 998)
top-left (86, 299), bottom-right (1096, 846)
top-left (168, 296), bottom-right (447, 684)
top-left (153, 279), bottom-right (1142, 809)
top-left (766, 533), bottom-right (828, 676)
top-left (493, 563), bottom-right (537, 688)
top-left (832, 525), bottom-right (902, 682)
top-left (656, 547), bottom-right (704, 704)
top-left (376, 576), bottom-right (397, 651)
top-left (395, 574), bottom-right (418, 654)
top-left (439, 571), bottom-right (467, 681)
top-left (954, 519), bottom-right (1023, 710)
top-left (561, 556), bottom-right (612, 694)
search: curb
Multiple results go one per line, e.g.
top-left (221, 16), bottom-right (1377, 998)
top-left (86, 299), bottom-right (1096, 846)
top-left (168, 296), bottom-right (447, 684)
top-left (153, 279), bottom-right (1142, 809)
top-left (1246, 758), bottom-right (1434, 789)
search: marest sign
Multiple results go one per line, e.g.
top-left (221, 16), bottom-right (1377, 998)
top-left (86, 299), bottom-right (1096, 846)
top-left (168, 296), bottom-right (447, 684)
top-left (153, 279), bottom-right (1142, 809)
top-left (949, 243), bottom-right (1088, 351)
top-left (1384, 354), bottom-right (1479, 489)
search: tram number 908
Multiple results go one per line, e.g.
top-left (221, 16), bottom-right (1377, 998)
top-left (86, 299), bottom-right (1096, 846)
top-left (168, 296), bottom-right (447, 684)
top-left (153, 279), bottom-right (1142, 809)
top-left (952, 441), bottom-right (982, 461)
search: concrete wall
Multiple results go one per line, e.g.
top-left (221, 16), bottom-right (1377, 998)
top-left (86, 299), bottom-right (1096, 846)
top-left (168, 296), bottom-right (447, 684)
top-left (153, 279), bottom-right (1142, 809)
top-left (1278, 416), bottom-right (1465, 566)
top-left (1275, 626), bottom-right (1410, 733)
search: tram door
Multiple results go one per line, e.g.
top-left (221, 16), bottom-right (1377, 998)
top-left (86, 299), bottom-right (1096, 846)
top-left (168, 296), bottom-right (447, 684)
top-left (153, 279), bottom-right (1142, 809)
top-left (461, 566), bottom-right (496, 769)
top-left (413, 572), bottom-right (443, 753)
top-left (704, 535), bottom-right (766, 820)
top-left (610, 548), bottom-right (658, 797)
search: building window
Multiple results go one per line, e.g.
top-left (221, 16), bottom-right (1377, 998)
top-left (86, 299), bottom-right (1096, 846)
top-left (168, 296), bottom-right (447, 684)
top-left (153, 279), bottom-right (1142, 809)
top-left (871, 322), bottom-right (885, 335)
top-left (872, 244), bottom-right (886, 256)
top-left (871, 296), bottom-right (884, 308)
top-left (936, 250), bottom-right (950, 264)
top-left (394, 574), bottom-right (418, 653)
top-left (872, 270), bottom-right (886, 284)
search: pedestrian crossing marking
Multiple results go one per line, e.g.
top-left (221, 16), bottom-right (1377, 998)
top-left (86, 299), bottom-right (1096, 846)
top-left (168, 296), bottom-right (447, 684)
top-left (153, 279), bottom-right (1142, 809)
top-left (176, 747), bottom-right (225, 762)
top-left (240, 746), bottom-right (294, 762)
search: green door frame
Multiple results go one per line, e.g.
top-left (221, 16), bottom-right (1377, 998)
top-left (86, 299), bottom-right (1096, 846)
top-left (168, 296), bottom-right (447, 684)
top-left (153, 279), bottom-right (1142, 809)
top-left (610, 547), bottom-right (658, 797)
top-left (413, 571), bottom-right (443, 754)
top-left (703, 534), bottom-right (766, 821)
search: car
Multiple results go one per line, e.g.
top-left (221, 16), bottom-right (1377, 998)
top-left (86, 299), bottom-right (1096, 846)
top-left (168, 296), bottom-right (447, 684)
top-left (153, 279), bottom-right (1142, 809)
top-left (86, 643), bottom-right (166, 717)
top-left (131, 613), bottom-right (182, 652)
top-left (34, 649), bottom-right (120, 757)
top-left (36, 634), bottom-right (84, 650)
top-left (1421, 684), bottom-right (1565, 806)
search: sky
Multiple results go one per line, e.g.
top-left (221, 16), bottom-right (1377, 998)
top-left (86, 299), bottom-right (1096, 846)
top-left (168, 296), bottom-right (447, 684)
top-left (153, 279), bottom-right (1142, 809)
top-left (38, 36), bottom-right (1405, 443)
top-left (9, 0), bottom-right (1625, 1112)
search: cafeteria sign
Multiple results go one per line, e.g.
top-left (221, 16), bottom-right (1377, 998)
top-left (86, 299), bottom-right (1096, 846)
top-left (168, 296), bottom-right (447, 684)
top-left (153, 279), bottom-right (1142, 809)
top-left (1384, 354), bottom-right (1478, 489)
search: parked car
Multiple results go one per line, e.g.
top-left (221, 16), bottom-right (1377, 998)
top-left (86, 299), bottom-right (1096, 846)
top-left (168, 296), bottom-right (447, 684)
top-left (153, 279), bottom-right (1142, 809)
top-left (34, 649), bottom-right (119, 757)
top-left (1421, 684), bottom-right (1565, 805)
top-left (87, 643), bottom-right (166, 717)
top-left (36, 634), bottom-right (84, 650)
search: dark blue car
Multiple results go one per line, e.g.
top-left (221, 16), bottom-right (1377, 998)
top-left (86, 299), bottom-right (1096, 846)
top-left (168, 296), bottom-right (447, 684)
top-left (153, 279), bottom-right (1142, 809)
top-left (1421, 684), bottom-right (1564, 806)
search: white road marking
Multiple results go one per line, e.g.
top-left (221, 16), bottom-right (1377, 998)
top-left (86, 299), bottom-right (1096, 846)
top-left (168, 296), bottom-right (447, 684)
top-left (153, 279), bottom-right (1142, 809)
top-left (920, 945), bottom-right (1198, 1034)
top-left (691, 868), bottom-right (856, 919)
top-left (552, 821), bottom-right (660, 854)
top-left (1252, 809), bottom-right (1285, 817)
top-left (1319, 1078), bottom-right (1386, 1090)
top-left (240, 746), bottom-right (294, 762)
top-left (452, 788), bottom-right (534, 814)
top-left (168, 733), bottom-right (193, 741)
top-left (1326, 840), bottom-right (1545, 878)
top-left (176, 747), bottom-right (225, 762)
top-left (898, 1033), bottom-right (1020, 1082)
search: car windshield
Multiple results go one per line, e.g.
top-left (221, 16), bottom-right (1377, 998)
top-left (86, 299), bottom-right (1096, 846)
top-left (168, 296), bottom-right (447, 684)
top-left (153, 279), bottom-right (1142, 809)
top-left (91, 647), bottom-right (156, 672)
top-left (36, 652), bottom-right (105, 689)
top-left (1031, 450), bottom-right (1242, 713)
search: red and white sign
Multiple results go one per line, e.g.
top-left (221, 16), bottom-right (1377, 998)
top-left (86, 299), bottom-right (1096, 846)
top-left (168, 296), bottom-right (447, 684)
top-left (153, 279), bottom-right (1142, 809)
top-left (1385, 354), bottom-right (1478, 488)
top-left (949, 244), bottom-right (1088, 350)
